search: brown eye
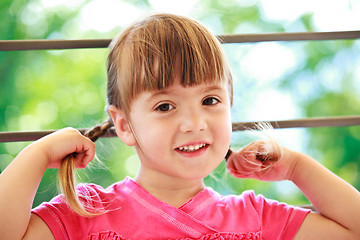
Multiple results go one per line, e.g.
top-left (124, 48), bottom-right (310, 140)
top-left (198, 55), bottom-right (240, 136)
top-left (156, 103), bottom-right (174, 112)
top-left (203, 97), bottom-right (219, 106)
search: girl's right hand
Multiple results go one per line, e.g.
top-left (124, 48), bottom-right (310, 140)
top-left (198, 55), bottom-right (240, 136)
top-left (31, 127), bottom-right (96, 169)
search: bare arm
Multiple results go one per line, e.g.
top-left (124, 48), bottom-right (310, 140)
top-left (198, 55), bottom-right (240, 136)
top-left (23, 214), bottom-right (55, 240)
top-left (290, 151), bottom-right (360, 239)
top-left (0, 142), bottom-right (49, 239)
top-left (0, 128), bottom-right (95, 239)
top-left (227, 141), bottom-right (360, 239)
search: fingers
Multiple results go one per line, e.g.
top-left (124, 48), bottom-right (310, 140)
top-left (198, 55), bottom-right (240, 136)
top-left (66, 129), bottom-right (96, 169)
top-left (227, 140), bottom-right (274, 179)
top-left (39, 127), bottom-right (96, 169)
top-left (71, 141), bottom-right (96, 169)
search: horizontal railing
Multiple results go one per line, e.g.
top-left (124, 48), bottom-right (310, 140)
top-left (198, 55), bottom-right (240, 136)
top-left (1, 30), bottom-right (360, 143)
top-left (0, 31), bottom-right (360, 51)
top-left (1, 30), bottom-right (359, 210)
top-left (1, 115), bottom-right (360, 143)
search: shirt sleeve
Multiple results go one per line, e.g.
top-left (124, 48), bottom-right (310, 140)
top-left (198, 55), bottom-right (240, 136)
top-left (31, 183), bottom-right (105, 240)
top-left (245, 190), bottom-right (311, 240)
top-left (32, 194), bottom-right (74, 240)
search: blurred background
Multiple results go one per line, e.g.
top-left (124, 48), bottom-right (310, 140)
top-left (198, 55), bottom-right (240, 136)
top-left (1, 0), bottom-right (360, 207)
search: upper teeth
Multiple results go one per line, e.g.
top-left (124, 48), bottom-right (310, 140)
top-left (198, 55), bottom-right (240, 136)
top-left (178, 143), bottom-right (206, 152)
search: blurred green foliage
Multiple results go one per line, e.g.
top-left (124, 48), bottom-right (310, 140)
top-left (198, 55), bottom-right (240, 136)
top-left (0, 0), bottom-right (359, 208)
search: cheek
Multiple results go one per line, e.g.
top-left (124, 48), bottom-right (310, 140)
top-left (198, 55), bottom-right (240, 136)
top-left (223, 121), bottom-right (232, 147)
top-left (134, 121), bottom-right (170, 149)
top-left (214, 111), bottom-right (232, 148)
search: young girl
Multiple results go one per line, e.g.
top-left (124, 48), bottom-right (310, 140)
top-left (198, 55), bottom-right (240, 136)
top-left (1, 13), bottom-right (360, 240)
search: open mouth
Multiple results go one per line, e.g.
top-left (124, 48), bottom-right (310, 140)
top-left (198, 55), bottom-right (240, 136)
top-left (177, 143), bottom-right (208, 152)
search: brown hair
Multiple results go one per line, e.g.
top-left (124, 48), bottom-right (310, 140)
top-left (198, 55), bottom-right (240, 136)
top-left (58, 13), bottom-right (233, 217)
top-left (107, 13), bottom-right (233, 116)
top-left (57, 121), bottom-right (112, 217)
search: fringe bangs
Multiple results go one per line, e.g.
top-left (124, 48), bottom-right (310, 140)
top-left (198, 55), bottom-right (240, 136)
top-left (108, 14), bottom-right (232, 114)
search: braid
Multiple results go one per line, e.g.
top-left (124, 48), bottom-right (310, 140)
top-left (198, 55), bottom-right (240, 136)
top-left (57, 119), bottom-right (113, 217)
top-left (84, 120), bottom-right (113, 142)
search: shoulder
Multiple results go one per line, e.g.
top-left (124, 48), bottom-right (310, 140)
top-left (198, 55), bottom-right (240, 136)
top-left (74, 177), bottom-right (133, 208)
top-left (213, 189), bottom-right (310, 223)
top-left (216, 189), bottom-right (263, 208)
top-left (219, 190), bottom-right (304, 212)
top-left (218, 190), bottom-right (310, 239)
top-left (32, 177), bottom-right (132, 217)
top-left (76, 177), bottom-right (132, 197)
top-left (202, 189), bottom-right (265, 219)
top-left (30, 178), bottom-right (133, 239)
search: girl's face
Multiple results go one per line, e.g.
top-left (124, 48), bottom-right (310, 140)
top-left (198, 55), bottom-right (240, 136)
top-left (128, 77), bottom-right (232, 182)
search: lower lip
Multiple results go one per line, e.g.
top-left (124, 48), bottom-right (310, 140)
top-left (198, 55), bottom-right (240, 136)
top-left (175, 144), bottom-right (209, 158)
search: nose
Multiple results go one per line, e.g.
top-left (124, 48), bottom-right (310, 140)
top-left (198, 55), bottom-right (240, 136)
top-left (179, 108), bottom-right (207, 133)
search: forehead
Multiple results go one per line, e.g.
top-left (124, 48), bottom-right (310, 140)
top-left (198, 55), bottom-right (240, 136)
top-left (142, 80), bottom-right (230, 100)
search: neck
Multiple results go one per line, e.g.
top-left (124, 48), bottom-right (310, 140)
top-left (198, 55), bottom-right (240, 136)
top-left (134, 169), bottom-right (206, 208)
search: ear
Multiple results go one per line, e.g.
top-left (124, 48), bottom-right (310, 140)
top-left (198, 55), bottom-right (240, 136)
top-left (108, 105), bottom-right (136, 146)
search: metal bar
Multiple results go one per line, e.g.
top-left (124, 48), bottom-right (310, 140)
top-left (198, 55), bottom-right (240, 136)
top-left (1, 116), bottom-right (360, 143)
top-left (1, 31), bottom-right (359, 51)
top-left (0, 39), bottom-right (111, 51)
top-left (219, 30), bottom-right (360, 43)
top-left (232, 115), bottom-right (360, 131)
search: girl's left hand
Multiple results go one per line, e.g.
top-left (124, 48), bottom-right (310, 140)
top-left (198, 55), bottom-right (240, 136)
top-left (226, 140), bottom-right (297, 181)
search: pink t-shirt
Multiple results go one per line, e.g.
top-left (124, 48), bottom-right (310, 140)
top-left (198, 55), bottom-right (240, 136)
top-left (32, 177), bottom-right (310, 240)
